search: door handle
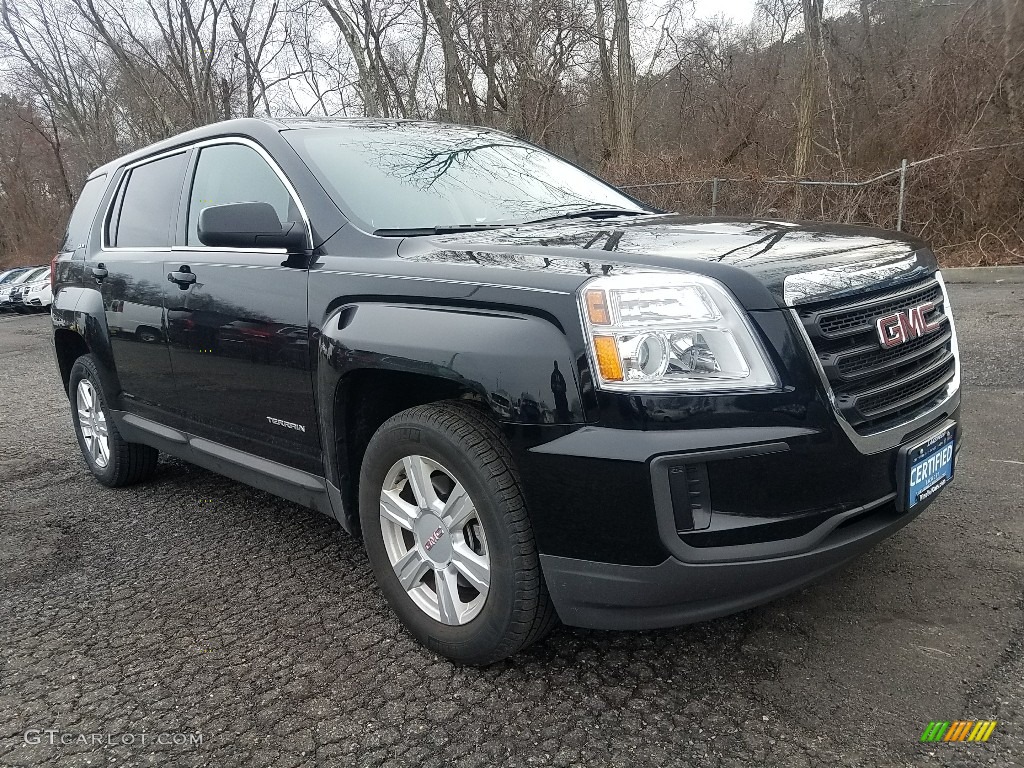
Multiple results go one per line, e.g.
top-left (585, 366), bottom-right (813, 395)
top-left (91, 264), bottom-right (108, 283)
top-left (167, 266), bottom-right (197, 289)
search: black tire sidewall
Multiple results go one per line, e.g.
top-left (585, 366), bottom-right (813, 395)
top-left (69, 355), bottom-right (118, 485)
top-left (359, 413), bottom-right (522, 662)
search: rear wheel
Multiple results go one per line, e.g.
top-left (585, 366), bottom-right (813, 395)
top-left (359, 402), bottom-right (556, 664)
top-left (69, 354), bottom-right (159, 487)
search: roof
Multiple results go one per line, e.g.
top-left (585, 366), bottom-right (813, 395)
top-left (89, 118), bottom-right (279, 179)
top-left (88, 116), bottom-right (499, 180)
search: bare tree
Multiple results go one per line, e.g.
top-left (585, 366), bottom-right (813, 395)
top-left (998, 0), bottom-right (1024, 124)
top-left (225, 0), bottom-right (288, 117)
top-left (792, 0), bottom-right (824, 218)
top-left (794, 0), bottom-right (823, 179)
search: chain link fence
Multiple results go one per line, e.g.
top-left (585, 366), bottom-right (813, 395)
top-left (617, 141), bottom-right (1024, 243)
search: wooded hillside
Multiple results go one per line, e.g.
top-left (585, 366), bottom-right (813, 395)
top-left (1, 0), bottom-right (1021, 267)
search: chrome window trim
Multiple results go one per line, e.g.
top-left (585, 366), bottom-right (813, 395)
top-left (101, 137), bottom-right (312, 254)
top-left (103, 247), bottom-right (169, 253)
top-left (789, 271), bottom-right (961, 455)
top-left (100, 147), bottom-right (189, 252)
top-left (170, 246), bottom-right (289, 255)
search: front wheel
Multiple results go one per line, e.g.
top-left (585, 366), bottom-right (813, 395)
top-left (359, 402), bottom-right (556, 664)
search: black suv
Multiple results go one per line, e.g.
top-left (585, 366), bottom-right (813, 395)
top-left (51, 118), bottom-right (961, 664)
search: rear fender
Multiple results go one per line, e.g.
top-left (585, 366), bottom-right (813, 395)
top-left (52, 285), bottom-right (122, 406)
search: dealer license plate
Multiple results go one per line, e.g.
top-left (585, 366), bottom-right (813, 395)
top-left (903, 425), bottom-right (956, 510)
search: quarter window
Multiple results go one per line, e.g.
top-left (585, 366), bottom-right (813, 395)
top-left (110, 152), bottom-right (187, 248)
top-left (62, 174), bottom-right (107, 252)
top-left (187, 144), bottom-right (295, 246)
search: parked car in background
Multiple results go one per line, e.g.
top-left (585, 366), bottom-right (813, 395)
top-left (0, 267), bottom-right (46, 312)
top-left (0, 268), bottom-right (29, 286)
top-left (16, 271), bottom-right (54, 312)
top-left (0, 268), bottom-right (31, 302)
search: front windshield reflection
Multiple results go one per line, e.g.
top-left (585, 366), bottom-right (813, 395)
top-left (286, 122), bottom-right (644, 232)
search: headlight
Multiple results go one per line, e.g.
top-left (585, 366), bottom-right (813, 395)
top-left (579, 273), bottom-right (778, 392)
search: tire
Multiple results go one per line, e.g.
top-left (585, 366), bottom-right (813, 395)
top-left (69, 354), bottom-right (159, 487)
top-left (359, 401), bottom-right (557, 665)
top-left (136, 327), bottom-right (160, 343)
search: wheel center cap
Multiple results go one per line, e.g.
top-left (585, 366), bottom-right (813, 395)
top-left (415, 513), bottom-right (452, 565)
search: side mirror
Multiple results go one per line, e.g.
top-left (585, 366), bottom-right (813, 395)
top-left (197, 202), bottom-right (308, 252)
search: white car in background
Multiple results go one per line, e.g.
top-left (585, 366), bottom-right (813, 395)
top-left (0, 267), bottom-right (46, 311)
top-left (0, 268), bottom-right (31, 301)
top-left (20, 273), bottom-right (54, 311)
top-left (0, 268), bottom-right (28, 284)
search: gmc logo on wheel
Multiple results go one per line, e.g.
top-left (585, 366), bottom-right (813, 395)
top-left (424, 527), bottom-right (445, 551)
top-left (875, 302), bottom-right (942, 348)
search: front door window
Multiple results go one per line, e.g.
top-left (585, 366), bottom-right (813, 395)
top-left (186, 144), bottom-right (296, 246)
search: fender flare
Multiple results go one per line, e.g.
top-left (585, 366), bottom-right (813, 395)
top-left (52, 285), bottom-right (123, 406)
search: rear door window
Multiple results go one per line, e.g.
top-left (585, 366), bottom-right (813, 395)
top-left (111, 152), bottom-right (188, 248)
top-left (62, 174), bottom-right (108, 252)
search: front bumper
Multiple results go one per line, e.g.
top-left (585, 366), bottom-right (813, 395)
top-left (541, 492), bottom-right (931, 630)
top-left (521, 400), bottom-right (961, 630)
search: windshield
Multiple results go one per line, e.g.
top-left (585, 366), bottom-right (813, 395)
top-left (11, 268), bottom-right (45, 284)
top-left (20, 267), bottom-right (48, 283)
top-left (0, 270), bottom-right (26, 284)
top-left (285, 123), bottom-right (645, 233)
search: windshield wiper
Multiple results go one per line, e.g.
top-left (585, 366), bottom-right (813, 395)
top-left (373, 210), bottom-right (652, 237)
top-left (374, 223), bottom-right (513, 237)
top-left (518, 208), bottom-right (653, 227)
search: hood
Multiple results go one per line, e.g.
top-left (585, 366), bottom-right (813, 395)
top-left (397, 214), bottom-right (938, 307)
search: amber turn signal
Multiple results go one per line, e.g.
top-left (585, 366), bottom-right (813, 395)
top-left (593, 335), bottom-right (623, 381)
top-left (584, 289), bottom-right (610, 325)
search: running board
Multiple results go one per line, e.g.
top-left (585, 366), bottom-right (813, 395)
top-left (113, 410), bottom-right (347, 528)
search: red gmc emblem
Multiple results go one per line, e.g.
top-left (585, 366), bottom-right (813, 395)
top-left (875, 302), bottom-right (942, 348)
top-left (424, 527), bottom-right (444, 551)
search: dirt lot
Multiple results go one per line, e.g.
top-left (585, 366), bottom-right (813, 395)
top-left (0, 284), bottom-right (1021, 768)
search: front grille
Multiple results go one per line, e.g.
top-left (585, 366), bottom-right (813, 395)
top-left (816, 281), bottom-right (943, 338)
top-left (798, 276), bottom-right (956, 434)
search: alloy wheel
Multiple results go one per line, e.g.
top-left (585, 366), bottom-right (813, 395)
top-left (378, 455), bottom-right (490, 625)
top-left (76, 379), bottom-right (110, 469)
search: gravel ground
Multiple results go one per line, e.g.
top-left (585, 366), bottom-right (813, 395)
top-left (0, 283), bottom-right (1021, 768)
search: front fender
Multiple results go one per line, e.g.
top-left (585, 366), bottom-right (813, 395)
top-left (315, 301), bottom-right (586, 532)
top-left (318, 302), bottom-right (586, 426)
